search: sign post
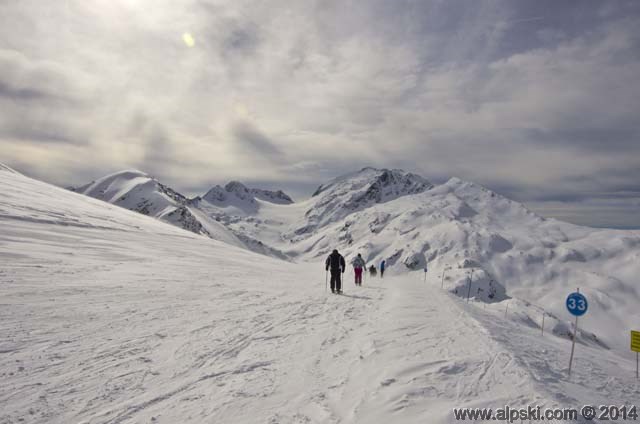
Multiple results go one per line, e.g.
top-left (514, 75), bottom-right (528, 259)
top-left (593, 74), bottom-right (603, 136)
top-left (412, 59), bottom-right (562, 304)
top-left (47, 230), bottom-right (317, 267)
top-left (424, 265), bottom-right (428, 283)
top-left (566, 289), bottom-right (588, 377)
top-left (441, 266), bottom-right (450, 289)
top-left (466, 269), bottom-right (474, 303)
top-left (631, 330), bottom-right (640, 379)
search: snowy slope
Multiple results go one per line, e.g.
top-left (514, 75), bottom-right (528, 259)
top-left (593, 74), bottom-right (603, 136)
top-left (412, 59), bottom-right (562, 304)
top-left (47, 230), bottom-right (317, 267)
top-left (2, 166), bottom-right (640, 423)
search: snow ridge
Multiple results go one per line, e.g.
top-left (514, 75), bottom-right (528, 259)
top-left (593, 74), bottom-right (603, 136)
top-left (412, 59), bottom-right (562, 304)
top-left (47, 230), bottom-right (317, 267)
top-left (0, 162), bottom-right (19, 174)
top-left (74, 170), bottom-right (212, 237)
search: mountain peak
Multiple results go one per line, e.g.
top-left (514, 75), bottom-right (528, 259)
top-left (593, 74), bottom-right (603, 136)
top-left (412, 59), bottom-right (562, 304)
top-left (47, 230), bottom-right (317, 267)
top-left (312, 167), bottom-right (432, 198)
top-left (299, 168), bottom-right (433, 234)
top-left (250, 188), bottom-right (294, 205)
top-left (75, 170), bottom-right (153, 201)
top-left (72, 170), bottom-right (214, 236)
top-left (203, 181), bottom-right (293, 206)
top-left (224, 181), bottom-right (250, 193)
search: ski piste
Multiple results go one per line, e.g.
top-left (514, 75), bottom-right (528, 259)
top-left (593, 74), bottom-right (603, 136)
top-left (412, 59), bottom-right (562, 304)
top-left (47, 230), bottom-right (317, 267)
top-left (1, 165), bottom-right (639, 423)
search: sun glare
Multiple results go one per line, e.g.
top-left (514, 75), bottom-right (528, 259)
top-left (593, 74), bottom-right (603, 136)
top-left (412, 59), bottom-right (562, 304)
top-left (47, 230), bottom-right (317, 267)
top-left (182, 32), bottom-right (195, 48)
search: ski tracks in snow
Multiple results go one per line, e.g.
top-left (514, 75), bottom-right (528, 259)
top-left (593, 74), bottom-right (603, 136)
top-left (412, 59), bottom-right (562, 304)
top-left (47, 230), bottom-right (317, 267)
top-left (462, 297), bottom-right (640, 417)
top-left (3, 224), bottom-right (636, 424)
top-left (301, 279), bottom-right (543, 424)
top-left (0, 258), bottom-right (553, 424)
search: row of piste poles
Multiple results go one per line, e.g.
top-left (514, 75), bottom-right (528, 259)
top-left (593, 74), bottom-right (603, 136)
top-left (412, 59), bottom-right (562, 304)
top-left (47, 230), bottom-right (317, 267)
top-left (425, 263), bottom-right (550, 336)
top-left (421, 263), bottom-right (623, 378)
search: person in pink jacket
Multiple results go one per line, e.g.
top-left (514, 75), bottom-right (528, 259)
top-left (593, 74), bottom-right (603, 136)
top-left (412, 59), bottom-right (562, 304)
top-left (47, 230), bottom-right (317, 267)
top-left (352, 253), bottom-right (366, 286)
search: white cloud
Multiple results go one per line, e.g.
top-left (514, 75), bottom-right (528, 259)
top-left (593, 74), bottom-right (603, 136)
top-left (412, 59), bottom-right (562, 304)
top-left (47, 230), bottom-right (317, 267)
top-left (0, 0), bottom-right (639, 226)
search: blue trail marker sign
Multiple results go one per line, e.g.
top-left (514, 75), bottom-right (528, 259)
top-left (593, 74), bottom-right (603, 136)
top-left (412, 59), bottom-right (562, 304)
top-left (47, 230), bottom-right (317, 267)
top-left (566, 289), bottom-right (588, 377)
top-left (566, 292), bottom-right (588, 316)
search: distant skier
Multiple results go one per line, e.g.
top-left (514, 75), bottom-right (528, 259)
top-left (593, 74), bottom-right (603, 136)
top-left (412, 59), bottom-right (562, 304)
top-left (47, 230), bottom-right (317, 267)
top-left (325, 249), bottom-right (346, 294)
top-left (369, 265), bottom-right (377, 277)
top-left (380, 260), bottom-right (386, 278)
top-left (352, 253), bottom-right (366, 286)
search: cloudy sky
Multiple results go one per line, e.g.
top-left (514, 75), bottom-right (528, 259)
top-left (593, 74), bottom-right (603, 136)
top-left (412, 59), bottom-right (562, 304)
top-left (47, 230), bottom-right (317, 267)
top-left (1, 0), bottom-right (639, 228)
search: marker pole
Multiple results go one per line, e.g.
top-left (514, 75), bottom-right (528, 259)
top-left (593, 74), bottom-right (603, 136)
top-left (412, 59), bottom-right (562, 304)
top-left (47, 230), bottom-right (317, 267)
top-left (325, 270), bottom-right (328, 293)
top-left (568, 287), bottom-right (580, 377)
top-left (568, 315), bottom-right (579, 377)
top-left (541, 312), bottom-right (545, 336)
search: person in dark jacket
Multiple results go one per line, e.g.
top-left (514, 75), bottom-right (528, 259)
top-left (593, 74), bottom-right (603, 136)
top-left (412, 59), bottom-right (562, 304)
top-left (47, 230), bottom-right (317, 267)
top-left (325, 249), bottom-right (346, 294)
top-left (380, 260), bottom-right (386, 278)
top-left (369, 265), bottom-right (377, 277)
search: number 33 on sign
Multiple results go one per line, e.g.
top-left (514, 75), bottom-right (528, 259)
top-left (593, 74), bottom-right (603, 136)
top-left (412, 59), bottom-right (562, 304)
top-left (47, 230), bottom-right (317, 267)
top-left (566, 292), bottom-right (588, 316)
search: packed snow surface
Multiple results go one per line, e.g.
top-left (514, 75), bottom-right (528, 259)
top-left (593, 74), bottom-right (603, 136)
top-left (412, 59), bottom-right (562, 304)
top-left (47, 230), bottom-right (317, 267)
top-left (2, 167), bottom-right (640, 423)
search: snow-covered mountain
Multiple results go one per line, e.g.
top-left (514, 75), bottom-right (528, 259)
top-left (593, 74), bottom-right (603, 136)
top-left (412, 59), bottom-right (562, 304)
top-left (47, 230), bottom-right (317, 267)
top-left (284, 174), bottom-right (640, 352)
top-left (2, 163), bottom-right (640, 424)
top-left (74, 172), bottom-right (295, 258)
top-left (74, 170), bottom-right (209, 235)
top-left (192, 167), bottom-right (640, 354)
top-left (69, 166), bottom-right (640, 354)
top-left (190, 167), bottom-right (437, 257)
top-left (197, 181), bottom-right (293, 215)
top-left (198, 182), bottom-right (261, 215)
top-left (251, 186), bottom-right (294, 205)
top-left (303, 167), bottom-right (433, 233)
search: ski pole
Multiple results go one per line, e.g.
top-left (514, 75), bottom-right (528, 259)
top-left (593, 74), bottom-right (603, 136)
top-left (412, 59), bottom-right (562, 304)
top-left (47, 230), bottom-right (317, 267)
top-left (325, 270), bottom-right (328, 292)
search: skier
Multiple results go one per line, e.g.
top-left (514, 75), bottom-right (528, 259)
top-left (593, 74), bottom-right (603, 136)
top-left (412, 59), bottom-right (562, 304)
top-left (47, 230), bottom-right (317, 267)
top-left (380, 259), bottom-right (386, 278)
top-left (352, 253), bottom-right (366, 286)
top-left (369, 265), bottom-right (377, 277)
top-left (325, 249), bottom-right (346, 294)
